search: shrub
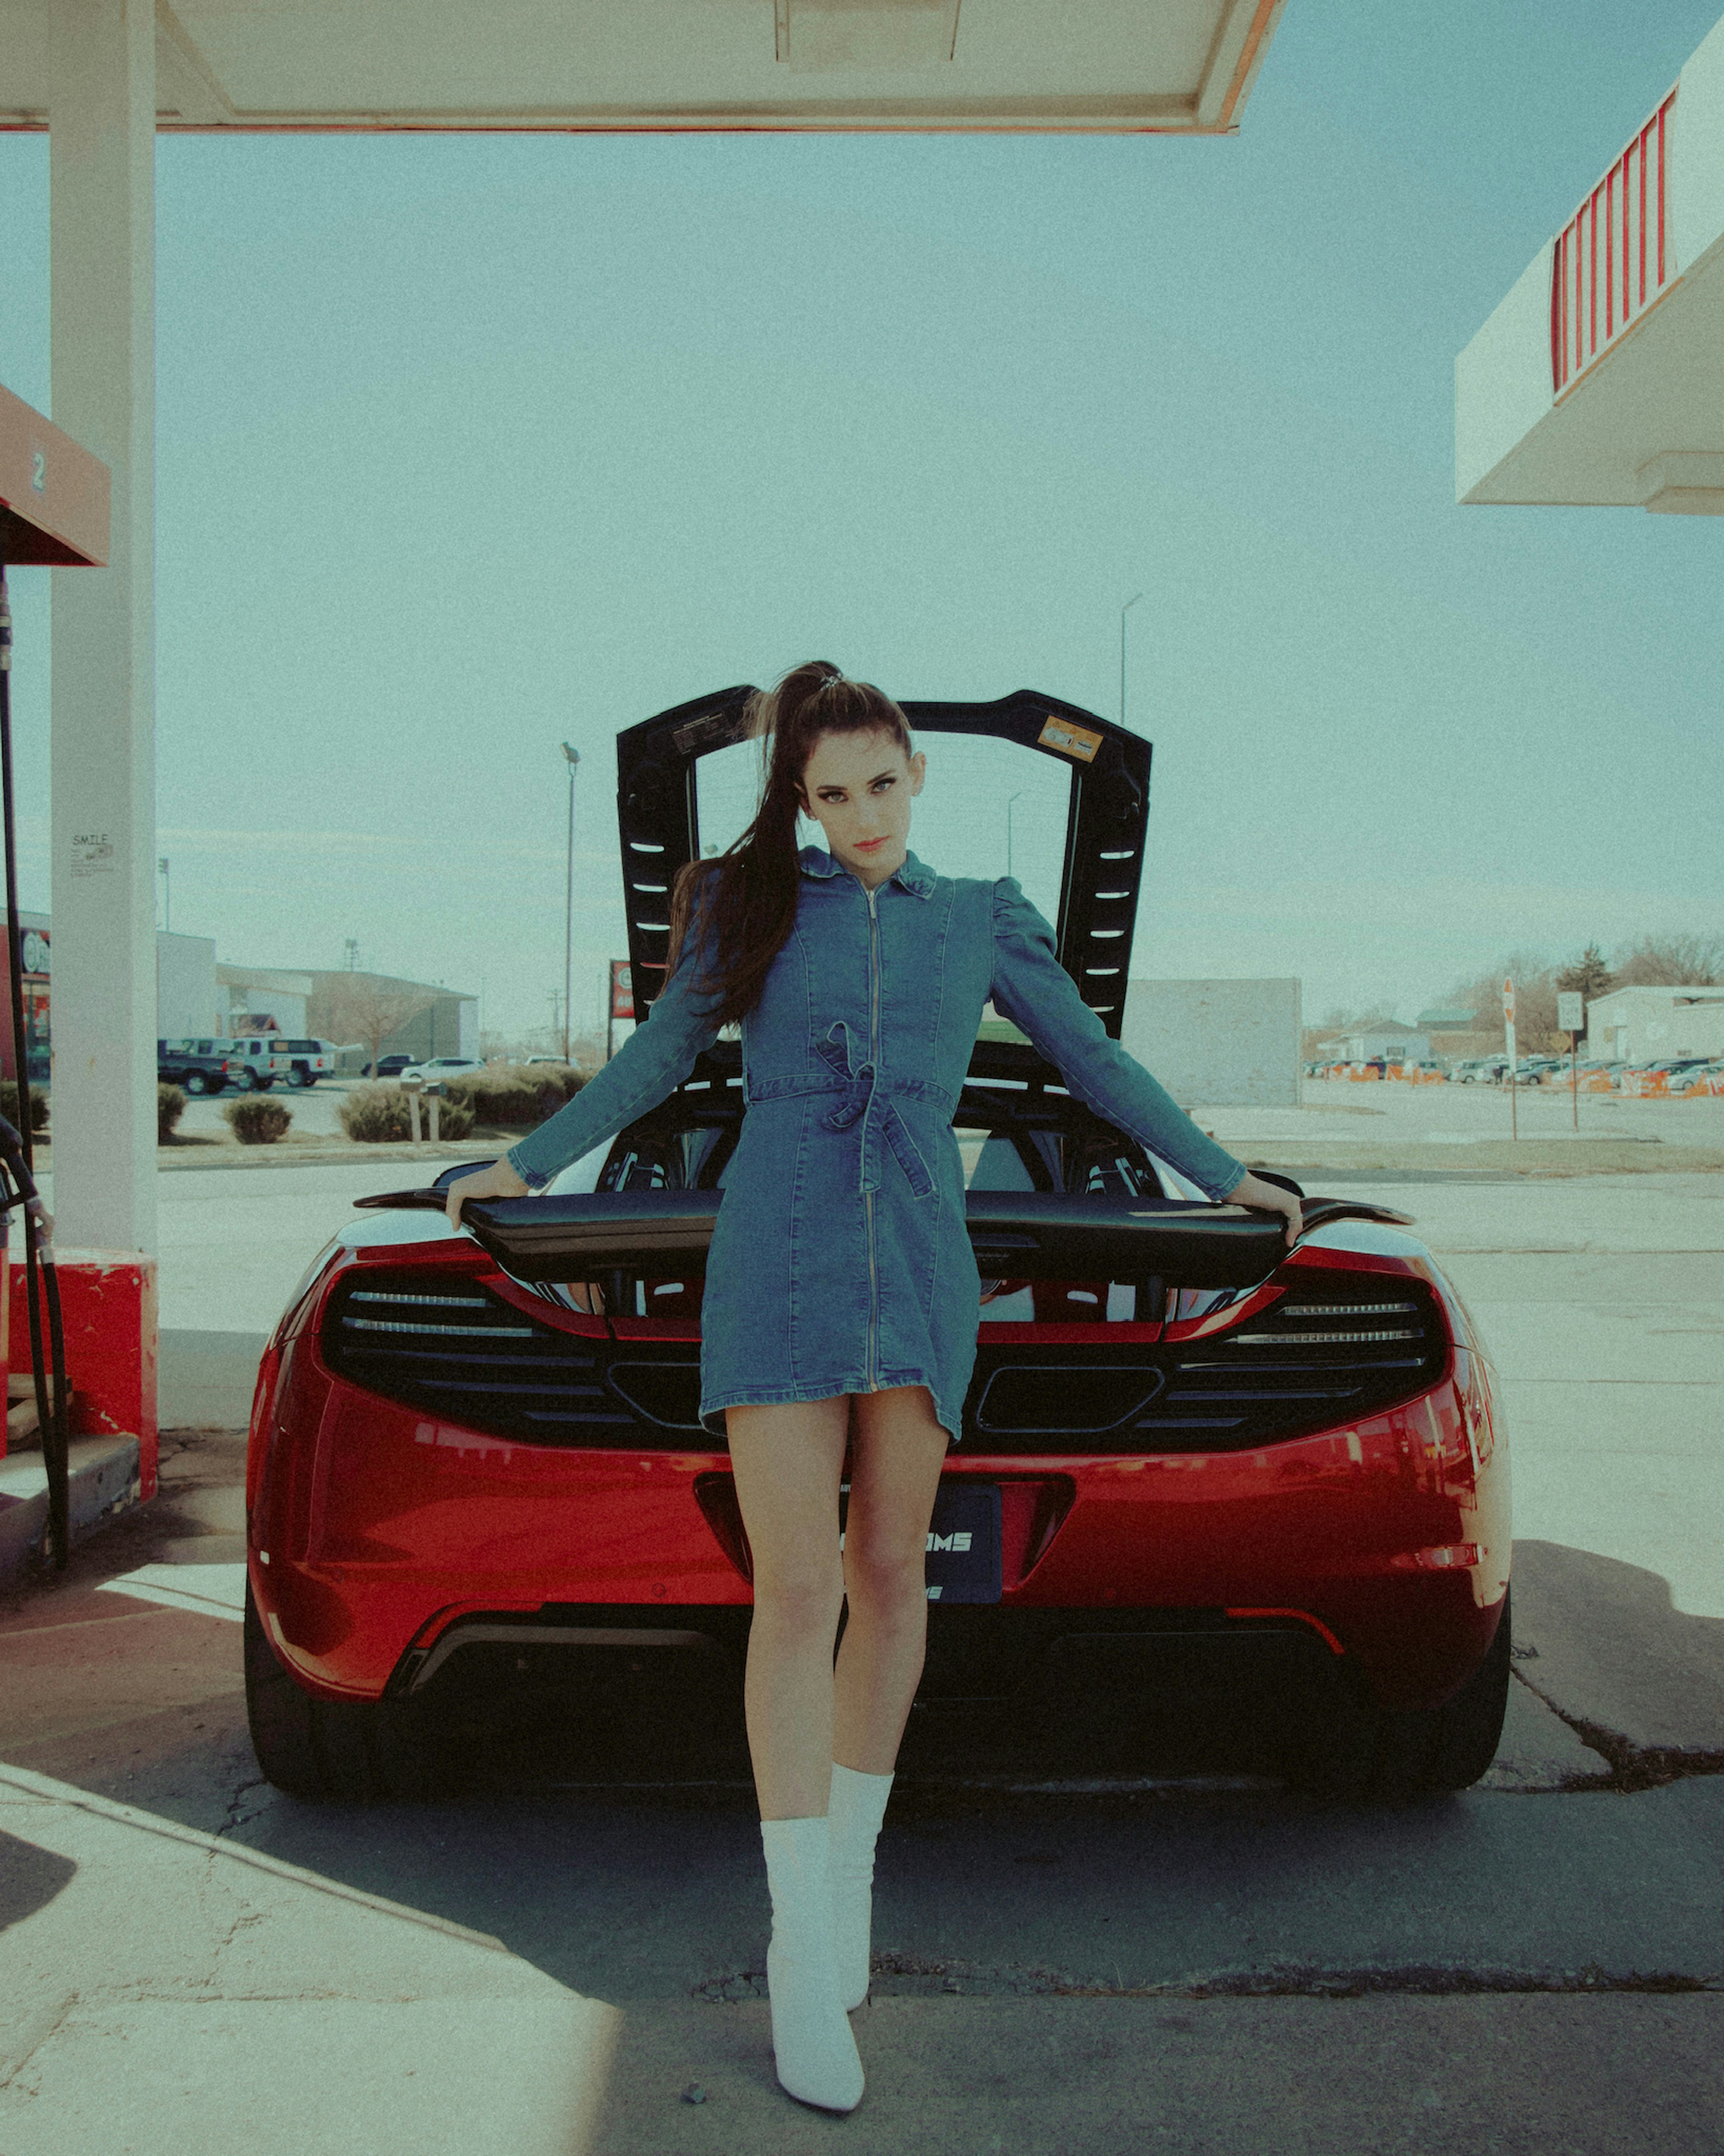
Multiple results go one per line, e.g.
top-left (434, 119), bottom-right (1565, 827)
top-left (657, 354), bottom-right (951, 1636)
top-left (337, 1083), bottom-right (475, 1143)
top-left (0, 1081), bottom-right (48, 1136)
top-left (224, 1095), bottom-right (293, 1145)
top-left (448, 1063), bottom-right (588, 1129)
top-left (158, 1084), bottom-right (186, 1142)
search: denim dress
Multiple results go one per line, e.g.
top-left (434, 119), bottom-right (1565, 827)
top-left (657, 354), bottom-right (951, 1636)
top-left (507, 849), bottom-right (1246, 1444)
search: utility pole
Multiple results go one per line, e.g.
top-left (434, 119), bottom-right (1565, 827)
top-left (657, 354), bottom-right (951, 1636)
top-left (1120, 591), bottom-right (1143, 726)
top-left (561, 742), bottom-right (580, 1063)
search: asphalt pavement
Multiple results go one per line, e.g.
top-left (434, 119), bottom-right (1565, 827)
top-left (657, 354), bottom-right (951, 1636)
top-left (0, 1115), bottom-right (1720, 2152)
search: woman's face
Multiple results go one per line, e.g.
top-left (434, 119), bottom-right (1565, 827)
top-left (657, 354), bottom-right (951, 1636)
top-left (797, 728), bottom-right (926, 886)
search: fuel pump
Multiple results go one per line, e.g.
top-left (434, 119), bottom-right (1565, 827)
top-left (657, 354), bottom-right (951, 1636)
top-left (0, 382), bottom-right (112, 1569)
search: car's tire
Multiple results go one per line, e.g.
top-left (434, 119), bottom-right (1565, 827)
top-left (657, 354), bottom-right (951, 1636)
top-left (254, 1076), bottom-right (275, 1091)
top-left (244, 1580), bottom-right (441, 1802)
top-left (286, 1067), bottom-right (307, 1088)
top-left (183, 1072), bottom-right (208, 1096)
top-left (1281, 1592), bottom-right (1513, 1803)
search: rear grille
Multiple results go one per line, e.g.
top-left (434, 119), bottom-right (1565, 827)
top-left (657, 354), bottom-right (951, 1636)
top-left (1131, 1287), bottom-right (1445, 1452)
top-left (964, 1282), bottom-right (1447, 1453)
top-left (323, 1270), bottom-right (637, 1445)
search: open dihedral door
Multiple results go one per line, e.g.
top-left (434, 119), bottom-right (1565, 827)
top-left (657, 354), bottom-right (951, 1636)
top-left (614, 685), bottom-right (1152, 1038)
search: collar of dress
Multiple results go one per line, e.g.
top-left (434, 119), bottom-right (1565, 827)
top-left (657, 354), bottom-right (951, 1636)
top-left (797, 845), bottom-right (936, 900)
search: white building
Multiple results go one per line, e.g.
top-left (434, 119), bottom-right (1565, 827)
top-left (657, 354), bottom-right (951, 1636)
top-left (1584, 985), bottom-right (1724, 1064)
top-left (156, 932), bottom-right (218, 1038)
top-left (1315, 1023), bottom-right (1432, 1066)
top-left (1456, 12), bottom-right (1724, 513)
top-left (1123, 979), bottom-right (1302, 1107)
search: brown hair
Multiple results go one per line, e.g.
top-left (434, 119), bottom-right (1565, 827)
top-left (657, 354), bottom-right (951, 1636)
top-left (664, 661), bottom-right (915, 1027)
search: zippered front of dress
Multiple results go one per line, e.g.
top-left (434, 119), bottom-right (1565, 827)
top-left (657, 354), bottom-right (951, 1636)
top-left (864, 880), bottom-right (881, 1394)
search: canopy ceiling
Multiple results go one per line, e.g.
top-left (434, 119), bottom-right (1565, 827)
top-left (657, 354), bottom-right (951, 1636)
top-left (0, 0), bottom-right (1286, 134)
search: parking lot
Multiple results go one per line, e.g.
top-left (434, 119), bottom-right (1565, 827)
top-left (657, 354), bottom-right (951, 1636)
top-left (1, 1123), bottom-right (1720, 2151)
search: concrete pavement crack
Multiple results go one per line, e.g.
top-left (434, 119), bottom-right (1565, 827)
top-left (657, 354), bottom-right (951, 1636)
top-left (1512, 1679), bottom-right (1724, 1793)
top-left (687, 1957), bottom-right (1724, 2003)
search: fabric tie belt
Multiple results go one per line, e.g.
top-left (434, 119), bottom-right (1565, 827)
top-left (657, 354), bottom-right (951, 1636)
top-left (814, 1023), bottom-right (937, 1199)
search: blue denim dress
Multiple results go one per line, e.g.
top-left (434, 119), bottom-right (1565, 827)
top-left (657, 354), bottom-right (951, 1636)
top-left (507, 849), bottom-right (1246, 1443)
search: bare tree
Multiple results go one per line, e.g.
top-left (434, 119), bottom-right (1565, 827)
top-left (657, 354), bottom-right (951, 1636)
top-left (1611, 933), bottom-right (1724, 988)
top-left (322, 976), bottom-right (436, 1075)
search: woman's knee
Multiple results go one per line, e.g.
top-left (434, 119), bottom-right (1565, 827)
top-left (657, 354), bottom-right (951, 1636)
top-left (842, 1536), bottom-right (929, 1620)
top-left (753, 1560), bottom-right (845, 1640)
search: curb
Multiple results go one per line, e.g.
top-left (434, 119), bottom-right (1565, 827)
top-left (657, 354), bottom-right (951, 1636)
top-left (0, 1761), bottom-right (515, 1949)
top-left (0, 1435), bottom-right (141, 1589)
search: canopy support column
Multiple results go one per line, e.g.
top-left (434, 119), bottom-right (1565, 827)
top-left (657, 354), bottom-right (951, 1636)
top-left (48, 0), bottom-right (157, 1260)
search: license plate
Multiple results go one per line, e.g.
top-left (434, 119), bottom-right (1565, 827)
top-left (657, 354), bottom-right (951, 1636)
top-left (840, 1479), bottom-right (1003, 1606)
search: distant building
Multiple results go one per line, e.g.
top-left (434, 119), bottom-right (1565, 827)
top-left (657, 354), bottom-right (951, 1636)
top-left (304, 971), bottom-right (479, 1070)
top-left (1123, 980), bottom-right (1301, 1107)
top-left (217, 964), bottom-right (312, 1037)
top-left (1416, 1006), bottom-right (1477, 1035)
top-left (1316, 1023), bottom-right (1431, 1064)
top-left (0, 916), bottom-right (220, 1081)
top-left (1584, 985), bottom-right (1724, 1064)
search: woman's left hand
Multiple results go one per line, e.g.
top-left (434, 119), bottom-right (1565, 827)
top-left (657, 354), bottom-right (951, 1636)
top-left (1223, 1170), bottom-right (1302, 1247)
top-left (445, 1155), bottom-right (530, 1230)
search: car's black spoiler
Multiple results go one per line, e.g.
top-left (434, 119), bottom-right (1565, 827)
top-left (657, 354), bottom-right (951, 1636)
top-left (353, 1187), bottom-right (1414, 1290)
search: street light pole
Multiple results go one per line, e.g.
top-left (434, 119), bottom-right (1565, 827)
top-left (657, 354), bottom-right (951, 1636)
top-left (561, 742), bottom-right (580, 1063)
top-left (1005, 789), bottom-right (1024, 879)
top-left (1120, 591), bottom-right (1143, 727)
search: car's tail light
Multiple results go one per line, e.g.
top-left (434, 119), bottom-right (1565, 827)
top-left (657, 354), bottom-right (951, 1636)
top-left (1134, 1279), bottom-right (1447, 1451)
top-left (321, 1267), bottom-right (634, 1443)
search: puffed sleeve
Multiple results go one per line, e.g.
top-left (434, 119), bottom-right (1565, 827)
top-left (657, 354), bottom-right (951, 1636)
top-left (504, 931), bottom-right (724, 1191)
top-left (988, 877), bottom-right (1247, 1204)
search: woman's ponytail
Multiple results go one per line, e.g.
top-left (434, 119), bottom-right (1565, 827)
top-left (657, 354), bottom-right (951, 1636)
top-left (664, 662), bottom-right (913, 1028)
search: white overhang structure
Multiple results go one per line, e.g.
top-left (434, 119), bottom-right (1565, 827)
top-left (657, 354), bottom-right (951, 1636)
top-left (1456, 10), bottom-right (1724, 513)
top-left (1, 0), bottom-right (1287, 135)
top-left (0, 1), bottom-right (1290, 1433)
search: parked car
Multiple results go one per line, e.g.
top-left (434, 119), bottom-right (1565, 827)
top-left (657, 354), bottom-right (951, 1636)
top-left (221, 1036), bottom-right (290, 1090)
top-left (273, 1037), bottom-right (339, 1089)
top-left (363, 1054), bottom-right (417, 1080)
top-left (157, 1039), bottom-right (243, 1096)
top-left (245, 685), bottom-right (1512, 1807)
top-left (397, 1056), bottom-right (487, 1084)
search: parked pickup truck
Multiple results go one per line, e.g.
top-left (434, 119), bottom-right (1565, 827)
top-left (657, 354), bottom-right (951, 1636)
top-left (272, 1037), bottom-right (338, 1088)
top-left (157, 1039), bottom-right (244, 1096)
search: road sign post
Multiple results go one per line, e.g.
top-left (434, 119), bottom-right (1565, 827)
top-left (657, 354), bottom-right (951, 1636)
top-left (1557, 989), bottom-right (1585, 1131)
top-left (1503, 978), bottom-right (1517, 1139)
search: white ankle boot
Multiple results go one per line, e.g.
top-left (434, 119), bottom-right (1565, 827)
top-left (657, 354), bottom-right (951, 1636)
top-left (827, 1763), bottom-right (894, 2011)
top-left (760, 1817), bottom-right (865, 2112)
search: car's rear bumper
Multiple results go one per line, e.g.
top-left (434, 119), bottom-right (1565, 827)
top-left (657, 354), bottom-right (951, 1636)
top-left (247, 1342), bottom-right (1508, 1717)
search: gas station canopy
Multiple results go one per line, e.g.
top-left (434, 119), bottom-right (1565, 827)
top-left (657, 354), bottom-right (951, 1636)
top-left (0, 0), bottom-right (1285, 135)
top-left (1456, 11), bottom-right (1724, 512)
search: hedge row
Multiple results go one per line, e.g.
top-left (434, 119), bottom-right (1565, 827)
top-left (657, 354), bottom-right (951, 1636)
top-left (224, 1095), bottom-right (294, 1145)
top-left (443, 1064), bottom-right (589, 1129)
top-left (0, 1082), bottom-right (48, 1136)
top-left (158, 1083), bottom-right (186, 1142)
top-left (338, 1084), bottom-right (477, 1144)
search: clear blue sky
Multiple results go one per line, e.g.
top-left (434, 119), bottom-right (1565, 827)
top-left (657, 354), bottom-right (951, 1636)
top-left (2, 0), bottom-right (1720, 1039)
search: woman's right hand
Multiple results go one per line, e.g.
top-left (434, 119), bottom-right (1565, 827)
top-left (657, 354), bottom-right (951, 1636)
top-left (445, 1155), bottom-right (530, 1230)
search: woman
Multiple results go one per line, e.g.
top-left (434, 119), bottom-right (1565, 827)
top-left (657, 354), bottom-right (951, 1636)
top-left (446, 663), bottom-right (1299, 2113)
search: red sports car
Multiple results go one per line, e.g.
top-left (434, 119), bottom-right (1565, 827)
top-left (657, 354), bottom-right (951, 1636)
top-left (244, 689), bottom-right (1511, 1802)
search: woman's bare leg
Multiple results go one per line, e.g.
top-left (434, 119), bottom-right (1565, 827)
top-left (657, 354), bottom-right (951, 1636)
top-left (834, 1385), bottom-right (950, 1773)
top-left (726, 1396), bottom-right (851, 1820)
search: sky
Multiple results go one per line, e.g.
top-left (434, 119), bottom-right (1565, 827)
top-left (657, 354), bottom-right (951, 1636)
top-left (1, 0), bottom-right (1721, 1041)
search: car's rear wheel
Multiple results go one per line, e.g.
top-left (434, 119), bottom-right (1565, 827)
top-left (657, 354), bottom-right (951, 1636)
top-left (1281, 1592), bottom-right (1512, 1803)
top-left (286, 1066), bottom-right (307, 1087)
top-left (244, 1580), bottom-right (440, 1801)
top-left (183, 1071), bottom-right (208, 1096)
